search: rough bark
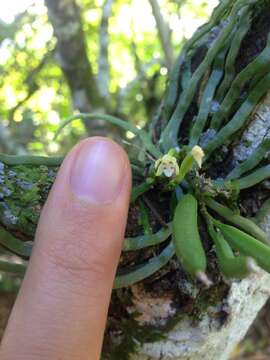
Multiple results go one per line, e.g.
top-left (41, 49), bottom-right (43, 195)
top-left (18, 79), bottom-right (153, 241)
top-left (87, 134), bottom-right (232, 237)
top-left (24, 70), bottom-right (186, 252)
top-left (131, 273), bottom-right (270, 360)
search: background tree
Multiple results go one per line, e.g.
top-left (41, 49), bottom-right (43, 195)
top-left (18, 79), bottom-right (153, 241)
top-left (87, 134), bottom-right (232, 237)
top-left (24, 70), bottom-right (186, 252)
top-left (0, 0), bottom-right (214, 153)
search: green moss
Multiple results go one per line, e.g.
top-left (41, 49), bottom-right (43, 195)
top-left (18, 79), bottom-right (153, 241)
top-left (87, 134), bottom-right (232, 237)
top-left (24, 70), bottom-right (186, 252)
top-left (0, 162), bottom-right (57, 239)
top-left (102, 315), bottom-right (166, 360)
top-left (191, 283), bottom-right (229, 322)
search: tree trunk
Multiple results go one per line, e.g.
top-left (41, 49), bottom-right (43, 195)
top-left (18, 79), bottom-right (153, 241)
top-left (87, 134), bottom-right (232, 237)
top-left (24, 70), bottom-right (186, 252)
top-left (1, 1), bottom-right (270, 359)
top-left (44, 0), bottom-right (118, 138)
top-left (45, 0), bottom-right (103, 109)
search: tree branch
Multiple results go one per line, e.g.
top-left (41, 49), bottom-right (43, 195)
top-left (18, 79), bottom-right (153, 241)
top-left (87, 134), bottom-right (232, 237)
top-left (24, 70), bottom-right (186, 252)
top-left (149, 0), bottom-right (174, 71)
top-left (98, 0), bottom-right (114, 99)
top-left (8, 47), bottom-right (55, 122)
top-left (128, 39), bottom-right (162, 119)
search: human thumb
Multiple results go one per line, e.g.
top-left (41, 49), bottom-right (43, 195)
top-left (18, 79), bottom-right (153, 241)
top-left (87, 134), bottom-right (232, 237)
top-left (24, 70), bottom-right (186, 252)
top-left (0, 137), bottom-right (131, 360)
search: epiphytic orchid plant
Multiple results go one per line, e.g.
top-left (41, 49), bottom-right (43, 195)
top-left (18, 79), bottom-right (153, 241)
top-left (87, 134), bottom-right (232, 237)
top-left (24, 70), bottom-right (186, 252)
top-left (1, 0), bottom-right (270, 288)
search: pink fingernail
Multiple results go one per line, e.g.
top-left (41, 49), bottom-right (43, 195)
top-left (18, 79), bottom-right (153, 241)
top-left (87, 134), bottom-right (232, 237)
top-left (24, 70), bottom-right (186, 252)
top-left (70, 139), bottom-right (126, 204)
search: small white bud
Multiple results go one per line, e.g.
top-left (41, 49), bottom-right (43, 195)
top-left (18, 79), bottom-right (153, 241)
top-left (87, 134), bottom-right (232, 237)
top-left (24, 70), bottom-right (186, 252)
top-left (191, 145), bottom-right (205, 168)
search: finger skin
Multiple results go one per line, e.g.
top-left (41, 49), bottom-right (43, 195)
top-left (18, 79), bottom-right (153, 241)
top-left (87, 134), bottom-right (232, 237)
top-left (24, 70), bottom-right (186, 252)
top-left (0, 137), bottom-right (131, 360)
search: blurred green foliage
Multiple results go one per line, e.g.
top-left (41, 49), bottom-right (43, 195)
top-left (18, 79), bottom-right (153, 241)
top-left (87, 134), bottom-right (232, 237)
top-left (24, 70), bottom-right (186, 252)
top-left (0, 0), bottom-right (216, 154)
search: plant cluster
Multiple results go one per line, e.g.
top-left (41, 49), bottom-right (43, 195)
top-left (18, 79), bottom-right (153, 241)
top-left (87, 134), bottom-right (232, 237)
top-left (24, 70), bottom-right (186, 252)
top-left (1, 0), bottom-right (270, 288)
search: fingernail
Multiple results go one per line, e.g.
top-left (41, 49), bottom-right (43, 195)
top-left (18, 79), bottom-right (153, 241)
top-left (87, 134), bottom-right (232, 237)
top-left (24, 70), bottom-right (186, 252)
top-left (70, 139), bottom-right (127, 204)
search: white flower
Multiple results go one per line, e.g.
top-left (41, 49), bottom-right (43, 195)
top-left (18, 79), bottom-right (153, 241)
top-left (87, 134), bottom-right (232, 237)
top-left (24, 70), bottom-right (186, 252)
top-left (155, 154), bottom-right (179, 178)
